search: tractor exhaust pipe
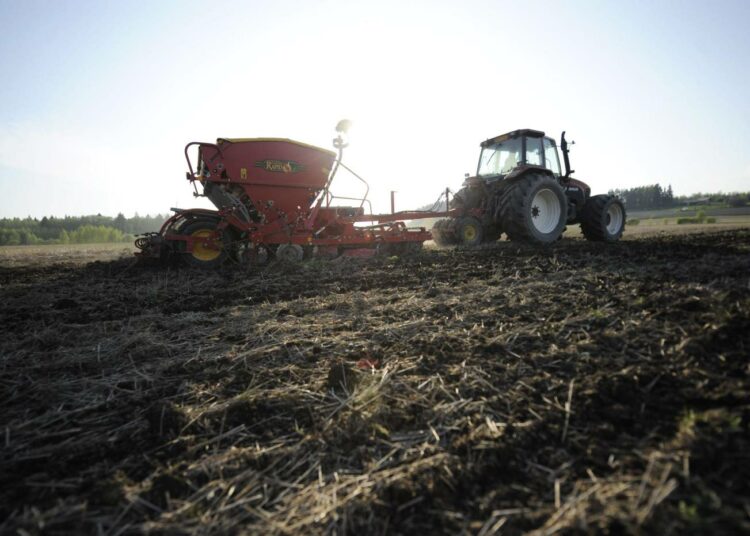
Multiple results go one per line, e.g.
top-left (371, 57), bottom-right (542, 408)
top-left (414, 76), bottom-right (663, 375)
top-left (561, 131), bottom-right (575, 179)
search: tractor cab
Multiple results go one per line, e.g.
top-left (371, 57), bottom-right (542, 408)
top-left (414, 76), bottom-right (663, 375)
top-left (477, 129), bottom-right (563, 180)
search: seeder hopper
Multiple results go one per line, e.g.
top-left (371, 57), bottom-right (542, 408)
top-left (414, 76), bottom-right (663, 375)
top-left (136, 121), bottom-right (435, 267)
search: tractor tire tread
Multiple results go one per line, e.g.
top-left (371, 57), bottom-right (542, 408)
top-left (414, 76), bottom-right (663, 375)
top-left (498, 173), bottom-right (567, 244)
top-left (580, 194), bottom-right (626, 242)
top-left (431, 218), bottom-right (459, 246)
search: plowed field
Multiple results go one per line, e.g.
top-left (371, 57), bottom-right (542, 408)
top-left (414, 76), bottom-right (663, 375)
top-left (1, 230), bottom-right (749, 534)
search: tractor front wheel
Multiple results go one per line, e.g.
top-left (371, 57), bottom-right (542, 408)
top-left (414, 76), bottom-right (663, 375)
top-left (458, 216), bottom-right (484, 246)
top-left (431, 219), bottom-right (458, 246)
top-left (580, 195), bottom-right (626, 242)
top-left (499, 173), bottom-right (568, 244)
top-left (178, 218), bottom-right (230, 268)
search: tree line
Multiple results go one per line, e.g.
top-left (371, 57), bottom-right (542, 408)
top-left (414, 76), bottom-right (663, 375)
top-left (0, 213), bottom-right (168, 246)
top-left (609, 184), bottom-right (749, 210)
top-left (608, 184), bottom-right (675, 210)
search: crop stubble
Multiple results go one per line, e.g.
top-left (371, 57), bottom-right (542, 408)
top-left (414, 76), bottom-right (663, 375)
top-left (0, 230), bottom-right (749, 534)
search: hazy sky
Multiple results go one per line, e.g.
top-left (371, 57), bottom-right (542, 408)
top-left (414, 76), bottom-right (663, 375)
top-left (1, 0), bottom-right (748, 218)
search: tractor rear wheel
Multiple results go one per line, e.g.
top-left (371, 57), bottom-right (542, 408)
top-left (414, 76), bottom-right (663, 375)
top-left (458, 216), bottom-right (484, 246)
top-left (178, 218), bottom-right (230, 268)
top-left (499, 173), bottom-right (568, 244)
top-left (580, 195), bottom-right (626, 242)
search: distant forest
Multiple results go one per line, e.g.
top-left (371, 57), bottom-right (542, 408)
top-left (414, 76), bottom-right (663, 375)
top-left (0, 213), bottom-right (168, 246)
top-left (609, 184), bottom-right (749, 211)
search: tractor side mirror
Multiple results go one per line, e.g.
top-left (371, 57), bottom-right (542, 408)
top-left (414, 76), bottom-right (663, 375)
top-left (560, 131), bottom-right (575, 178)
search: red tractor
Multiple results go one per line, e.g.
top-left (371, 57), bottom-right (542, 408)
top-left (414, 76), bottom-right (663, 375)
top-left (431, 129), bottom-right (626, 245)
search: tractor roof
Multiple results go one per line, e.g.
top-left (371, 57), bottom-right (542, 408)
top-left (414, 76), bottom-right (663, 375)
top-left (481, 129), bottom-right (546, 147)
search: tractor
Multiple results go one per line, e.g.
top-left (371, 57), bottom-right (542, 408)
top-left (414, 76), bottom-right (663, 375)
top-left (431, 129), bottom-right (626, 245)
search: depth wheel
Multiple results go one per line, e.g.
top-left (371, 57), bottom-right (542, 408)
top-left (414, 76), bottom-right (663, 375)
top-left (242, 244), bottom-right (271, 266)
top-left (178, 218), bottom-right (230, 268)
top-left (276, 243), bottom-right (304, 262)
top-left (580, 195), bottom-right (626, 242)
top-left (499, 173), bottom-right (568, 244)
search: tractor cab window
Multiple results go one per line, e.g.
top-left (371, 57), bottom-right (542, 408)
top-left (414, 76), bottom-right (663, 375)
top-left (477, 137), bottom-right (522, 176)
top-left (543, 138), bottom-right (562, 176)
top-left (525, 137), bottom-right (543, 166)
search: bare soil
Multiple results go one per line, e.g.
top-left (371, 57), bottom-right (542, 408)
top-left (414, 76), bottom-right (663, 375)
top-left (1, 230), bottom-right (749, 534)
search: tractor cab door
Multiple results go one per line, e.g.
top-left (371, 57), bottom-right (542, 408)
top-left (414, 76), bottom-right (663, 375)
top-left (524, 136), bottom-right (543, 167)
top-left (542, 137), bottom-right (562, 177)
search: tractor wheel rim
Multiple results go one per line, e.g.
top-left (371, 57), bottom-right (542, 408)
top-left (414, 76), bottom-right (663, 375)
top-left (530, 188), bottom-right (561, 234)
top-left (191, 229), bottom-right (221, 261)
top-left (606, 203), bottom-right (624, 234)
top-left (463, 225), bottom-right (477, 241)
